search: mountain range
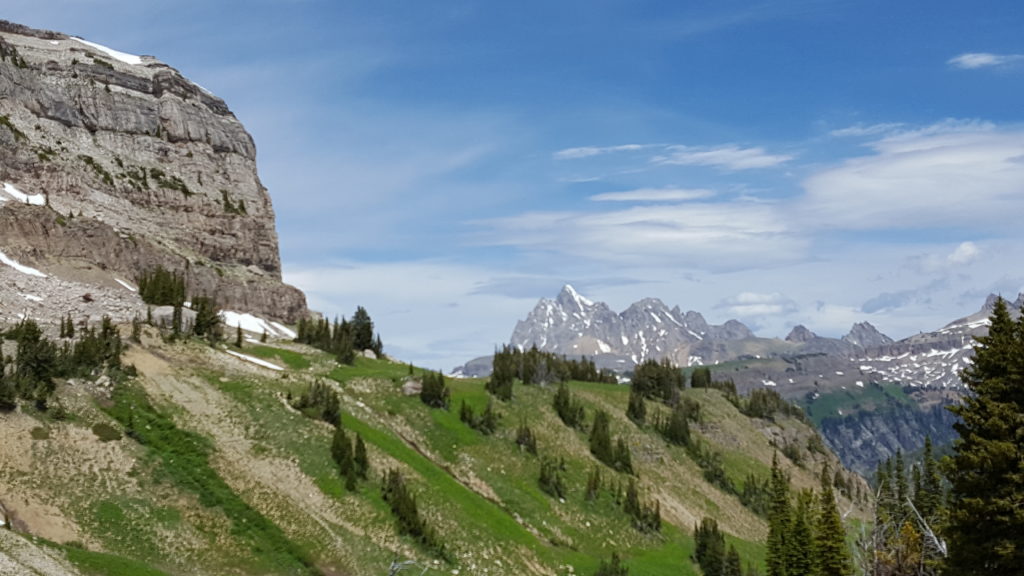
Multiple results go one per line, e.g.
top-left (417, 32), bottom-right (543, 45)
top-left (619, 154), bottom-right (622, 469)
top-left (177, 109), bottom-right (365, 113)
top-left (458, 284), bottom-right (1014, 474)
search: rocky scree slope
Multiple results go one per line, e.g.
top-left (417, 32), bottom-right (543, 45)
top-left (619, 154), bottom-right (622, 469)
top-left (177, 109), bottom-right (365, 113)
top-left (0, 20), bottom-right (305, 324)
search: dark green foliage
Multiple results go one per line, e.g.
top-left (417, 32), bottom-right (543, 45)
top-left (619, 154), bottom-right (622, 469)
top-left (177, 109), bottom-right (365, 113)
top-left (419, 370), bottom-right (450, 409)
top-left (622, 479), bottom-right (659, 533)
top-left (235, 324), bottom-right (243, 348)
top-left (331, 422), bottom-right (355, 486)
top-left (786, 490), bottom-right (814, 576)
top-left (585, 466), bottom-right (602, 502)
top-left (290, 380), bottom-right (341, 426)
top-left (191, 295), bottom-right (221, 342)
top-left (0, 114), bottom-right (27, 141)
top-left (381, 469), bottom-right (445, 557)
top-left (149, 167), bottom-right (192, 197)
top-left (690, 366), bottom-right (712, 389)
top-left (613, 437), bottom-right (633, 475)
top-left (354, 434), bottom-right (369, 480)
top-left (295, 309), bottom-right (380, 365)
top-left (626, 384), bottom-right (646, 425)
top-left (739, 473), bottom-right (771, 517)
top-left (689, 441), bottom-right (732, 493)
top-left (766, 453), bottom-right (790, 576)
top-left (656, 402), bottom-right (691, 447)
top-left (515, 420), bottom-right (538, 455)
top-left (593, 552), bottom-right (629, 576)
top-left (0, 40), bottom-right (29, 69)
top-left (694, 517), bottom-right (726, 576)
top-left (105, 385), bottom-right (317, 574)
top-left (812, 467), bottom-right (851, 576)
top-left (79, 155), bottom-right (114, 186)
top-left (459, 399), bottom-right (498, 435)
top-left (350, 306), bottom-right (381, 354)
top-left (723, 545), bottom-right (743, 576)
top-left (492, 344), bottom-right (617, 386)
top-left (589, 409), bottom-right (614, 466)
top-left (220, 189), bottom-right (248, 215)
top-left (553, 381), bottom-right (586, 429)
top-left (137, 266), bottom-right (186, 307)
top-left (487, 345), bottom-right (517, 400)
top-left (744, 388), bottom-right (806, 421)
top-left (945, 296), bottom-right (1024, 575)
top-left (0, 354), bottom-right (15, 412)
top-left (538, 457), bottom-right (567, 499)
top-left (631, 358), bottom-right (684, 404)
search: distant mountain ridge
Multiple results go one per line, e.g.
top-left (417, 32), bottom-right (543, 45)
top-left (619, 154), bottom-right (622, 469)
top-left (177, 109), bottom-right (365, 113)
top-left (456, 285), bottom-right (1021, 476)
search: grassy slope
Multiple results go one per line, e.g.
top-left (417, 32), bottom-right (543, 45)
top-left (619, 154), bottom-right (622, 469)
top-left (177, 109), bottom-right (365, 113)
top-left (0, 335), bottom-right (867, 575)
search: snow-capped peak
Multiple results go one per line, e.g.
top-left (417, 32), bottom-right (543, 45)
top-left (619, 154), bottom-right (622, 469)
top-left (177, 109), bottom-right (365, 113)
top-left (559, 284), bottom-right (594, 309)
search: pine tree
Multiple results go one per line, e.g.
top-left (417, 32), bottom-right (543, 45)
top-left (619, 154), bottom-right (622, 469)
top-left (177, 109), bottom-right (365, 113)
top-left (945, 296), bottom-right (1024, 574)
top-left (813, 466), bottom-right (851, 576)
top-left (786, 490), bottom-right (814, 576)
top-left (626, 384), bottom-right (646, 425)
top-left (354, 433), bottom-right (369, 480)
top-left (614, 437), bottom-right (633, 475)
top-left (694, 516), bottom-right (726, 576)
top-left (590, 410), bottom-right (614, 466)
top-left (723, 544), bottom-right (743, 576)
top-left (766, 452), bottom-right (790, 576)
top-left (916, 435), bottom-right (942, 522)
top-left (331, 421), bottom-right (353, 478)
top-left (351, 306), bottom-right (374, 352)
top-left (594, 552), bottom-right (629, 576)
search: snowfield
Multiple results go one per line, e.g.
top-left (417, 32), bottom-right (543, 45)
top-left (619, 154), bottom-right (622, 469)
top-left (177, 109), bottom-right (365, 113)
top-left (220, 310), bottom-right (297, 339)
top-left (0, 250), bottom-right (47, 277)
top-left (224, 350), bottom-right (284, 371)
top-left (72, 38), bottom-right (143, 65)
top-left (2, 183), bottom-right (46, 205)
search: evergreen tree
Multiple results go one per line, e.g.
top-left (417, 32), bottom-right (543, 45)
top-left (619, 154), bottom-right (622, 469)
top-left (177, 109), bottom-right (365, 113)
top-left (354, 434), bottom-right (369, 480)
top-left (694, 516), bottom-right (726, 576)
top-left (723, 545), bottom-right (743, 576)
top-left (813, 466), bottom-right (851, 576)
top-left (419, 371), bottom-right (451, 409)
top-left (786, 490), bottom-right (814, 576)
top-left (945, 296), bottom-right (1024, 574)
top-left (590, 410), bottom-right (614, 466)
top-left (585, 466), bottom-right (602, 502)
top-left (553, 381), bottom-right (586, 429)
top-left (191, 295), bottom-right (221, 341)
top-left (614, 437), bottom-right (633, 475)
top-left (915, 435), bottom-right (942, 522)
top-left (691, 366), bottom-right (712, 389)
top-left (626, 384), bottom-right (646, 425)
top-left (351, 306), bottom-right (375, 352)
top-left (331, 420), bottom-right (353, 479)
top-left (515, 420), bottom-right (538, 455)
top-left (0, 354), bottom-right (15, 411)
top-left (593, 552), bottom-right (629, 576)
top-left (766, 453), bottom-right (791, 576)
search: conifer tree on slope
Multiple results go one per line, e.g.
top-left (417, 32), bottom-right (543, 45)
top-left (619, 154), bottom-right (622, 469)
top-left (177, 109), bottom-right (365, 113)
top-left (766, 452), bottom-right (790, 576)
top-left (813, 466), bottom-right (851, 576)
top-left (945, 296), bottom-right (1024, 575)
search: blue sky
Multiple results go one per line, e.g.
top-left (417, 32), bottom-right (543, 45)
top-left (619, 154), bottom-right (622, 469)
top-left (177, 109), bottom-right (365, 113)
top-left (7, 1), bottom-right (1024, 369)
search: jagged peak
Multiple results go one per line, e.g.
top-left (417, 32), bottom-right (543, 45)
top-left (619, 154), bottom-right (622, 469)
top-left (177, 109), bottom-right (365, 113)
top-left (842, 321), bottom-right (893, 347)
top-left (785, 324), bottom-right (816, 343)
top-left (556, 284), bottom-right (594, 310)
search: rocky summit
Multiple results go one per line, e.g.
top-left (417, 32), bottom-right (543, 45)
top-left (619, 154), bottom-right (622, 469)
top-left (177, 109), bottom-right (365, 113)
top-left (0, 20), bottom-right (305, 327)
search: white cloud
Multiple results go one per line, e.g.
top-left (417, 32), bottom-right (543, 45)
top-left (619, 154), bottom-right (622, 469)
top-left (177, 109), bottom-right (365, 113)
top-left (801, 122), bottom-right (1024, 230)
top-left (477, 201), bottom-right (806, 271)
top-left (553, 144), bottom-right (652, 160)
top-left (652, 144), bottom-right (793, 170)
top-left (716, 292), bottom-right (798, 317)
top-left (947, 241), bottom-right (981, 266)
top-left (829, 122), bottom-right (905, 138)
top-left (948, 52), bottom-right (1024, 70)
top-left (589, 187), bottom-right (714, 202)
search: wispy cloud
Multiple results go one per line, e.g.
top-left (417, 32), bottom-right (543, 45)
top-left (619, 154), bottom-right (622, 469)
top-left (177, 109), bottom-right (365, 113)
top-left (716, 292), bottom-right (798, 317)
top-left (948, 52), bottom-right (1024, 69)
top-left (801, 121), bottom-right (1024, 231)
top-left (829, 122), bottom-right (905, 138)
top-left (476, 201), bottom-right (805, 271)
top-left (589, 187), bottom-right (714, 202)
top-left (652, 144), bottom-right (793, 171)
top-left (553, 144), bottom-right (654, 160)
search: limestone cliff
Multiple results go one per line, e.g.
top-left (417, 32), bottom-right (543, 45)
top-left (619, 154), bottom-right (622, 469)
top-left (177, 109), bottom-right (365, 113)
top-left (0, 20), bottom-right (305, 323)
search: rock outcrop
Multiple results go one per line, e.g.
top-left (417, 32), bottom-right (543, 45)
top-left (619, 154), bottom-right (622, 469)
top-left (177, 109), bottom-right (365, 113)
top-left (0, 21), bottom-right (305, 323)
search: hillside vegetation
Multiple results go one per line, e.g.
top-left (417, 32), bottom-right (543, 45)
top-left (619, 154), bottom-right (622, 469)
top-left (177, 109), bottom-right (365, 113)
top-left (0, 325), bottom-right (869, 575)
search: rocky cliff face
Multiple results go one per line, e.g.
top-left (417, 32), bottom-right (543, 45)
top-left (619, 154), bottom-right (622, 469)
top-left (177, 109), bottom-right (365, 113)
top-left (0, 21), bottom-right (305, 323)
